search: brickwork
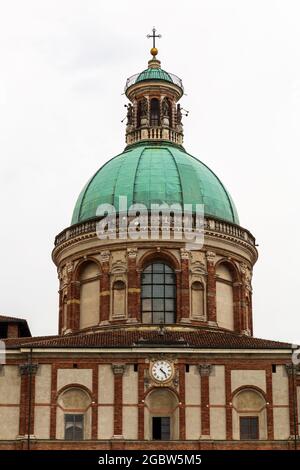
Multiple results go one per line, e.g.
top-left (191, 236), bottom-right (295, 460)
top-left (138, 363), bottom-right (146, 440)
top-left (100, 261), bottom-right (110, 323)
top-left (127, 249), bottom-right (140, 321)
top-left (178, 364), bottom-right (186, 440)
top-left (206, 257), bottom-right (216, 323)
top-left (180, 257), bottom-right (190, 320)
top-left (225, 365), bottom-right (232, 440)
top-left (266, 366), bottom-right (274, 440)
top-left (201, 374), bottom-right (210, 436)
top-left (112, 364), bottom-right (125, 436)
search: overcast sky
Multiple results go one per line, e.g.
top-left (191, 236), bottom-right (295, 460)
top-left (0, 0), bottom-right (299, 343)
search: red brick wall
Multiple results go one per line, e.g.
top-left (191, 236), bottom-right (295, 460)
top-left (206, 261), bottom-right (216, 323)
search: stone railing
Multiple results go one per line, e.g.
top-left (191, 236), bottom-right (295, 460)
top-left (54, 215), bottom-right (256, 248)
top-left (126, 126), bottom-right (183, 145)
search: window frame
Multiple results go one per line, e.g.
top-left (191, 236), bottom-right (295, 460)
top-left (141, 262), bottom-right (176, 324)
top-left (64, 413), bottom-right (84, 441)
top-left (239, 416), bottom-right (259, 440)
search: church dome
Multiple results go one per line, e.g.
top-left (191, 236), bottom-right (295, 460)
top-left (71, 142), bottom-right (239, 225)
top-left (125, 67), bottom-right (183, 91)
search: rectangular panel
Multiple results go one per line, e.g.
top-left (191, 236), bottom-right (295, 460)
top-left (123, 407), bottom-right (138, 439)
top-left (210, 408), bottom-right (226, 439)
top-left (231, 370), bottom-right (266, 393)
top-left (98, 365), bottom-right (114, 404)
top-left (35, 365), bottom-right (51, 404)
top-left (273, 408), bottom-right (290, 439)
top-left (123, 365), bottom-right (138, 404)
top-left (0, 366), bottom-right (20, 404)
top-left (185, 407), bottom-right (201, 440)
top-left (57, 369), bottom-right (92, 391)
top-left (98, 406), bottom-right (114, 439)
top-left (34, 406), bottom-right (50, 439)
top-left (209, 365), bottom-right (225, 405)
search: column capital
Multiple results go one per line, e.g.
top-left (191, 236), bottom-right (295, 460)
top-left (112, 364), bottom-right (126, 375)
top-left (198, 364), bottom-right (212, 377)
top-left (180, 248), bottom-right (190, 260)
top-left (206, 251), bottom-right (216, 263)
top-left (127, 247), bottom-right (138, 259)
top-left (19, 363), bottom-right (39, 376)
top-left (100, 250), bottom-right (110, 263)
top-left (285, 363), bottom-right (300, 376)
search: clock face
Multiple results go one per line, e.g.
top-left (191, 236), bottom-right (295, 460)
top-left (151, 360), bottom-right (173, 383)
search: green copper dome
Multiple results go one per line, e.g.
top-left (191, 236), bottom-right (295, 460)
top-left (71, 143), bottom-right (239, 225)
top-left (125, 67), bottom-right (183, 91)
top-left (136, 68), bottom-right (173, 84)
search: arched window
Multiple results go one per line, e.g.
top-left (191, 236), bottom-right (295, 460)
top-left (56, 387), bottom-right (92, 440)
top-left (216, 263), bottom-right (234, 330)
top-left (232, 389), bottom-right (267, 440)
top-left (79, 261), bottom-right (100, 329)
top-left (141, 262), bottom-right (176, 324)
top-left (150, 98), bottom-right (160, 126)
top-left (145, 388), bottom-right (179, 440)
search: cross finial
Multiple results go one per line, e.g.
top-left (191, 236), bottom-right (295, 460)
top-left (147, 26), bottom-right (161, 50)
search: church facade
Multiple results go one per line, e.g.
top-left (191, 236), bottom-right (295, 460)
top-left (0, 35), bottom-right (299, 450)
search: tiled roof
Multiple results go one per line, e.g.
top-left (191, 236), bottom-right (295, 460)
top-left (0, 314), bottom-right (31, 337)
top-left (3, 327), bottom-right (292, 350)
top-left (0, 314), bottom-right (27, 323)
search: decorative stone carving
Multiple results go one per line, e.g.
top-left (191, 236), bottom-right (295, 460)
top-left (127, 247), bottom-right (137, 259)
top-left (126, 103), bottom-right (133, 126)
top-left (111, 260), bottom-right (127, 274)
top-left (140, 98), bottom-right (148, 117)
top-left (162, 98), bottom-right (170, 116)
top-left (180, 248), bottom-right (190, 260)
top-left (111, 364), bottom-right (126, 375)
top-left (190, 260), bottom-right (206, 275)
top-left (198, 364), bottom-right (212, 376)
top-left (285, 364), bottom-right (300, 376)
top-left (206, 251), bottom-right (216, 263)
top-left (240, 262), bottom-right (252, 290)
top-left (240, 263), bottom-right (247, 274)
top-left (58, 261), bottom-right (73, 288)
top-left (100, 250), bottom-right (110, 264)
top-left (177, 104), bottom-right (182, 125)
top-left (19, 364), bottom-right (39, 376)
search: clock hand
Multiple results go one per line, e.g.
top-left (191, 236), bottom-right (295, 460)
top-left (160, 367), bottom-right (167, 377)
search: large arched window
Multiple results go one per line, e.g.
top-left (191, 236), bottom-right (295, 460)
top-left (144, 388), bottom-right (179, 440)
top-left (232, 388), bottom-right (267, 440)
top-left (141, 262), bottom-right (176, 324)
top-left (56, 387), bottom-right (92, 440)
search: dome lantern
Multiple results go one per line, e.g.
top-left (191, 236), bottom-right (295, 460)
top-left (124, 28), bottom-right (185, 147)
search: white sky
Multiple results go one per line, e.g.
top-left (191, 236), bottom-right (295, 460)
top-left (0, 0), bottom-right (299, 343)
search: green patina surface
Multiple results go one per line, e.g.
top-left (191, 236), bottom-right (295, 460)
top-left (71, 142), bottom-right (239, 226)
top-left (135, 68), bottom-right (173, 84)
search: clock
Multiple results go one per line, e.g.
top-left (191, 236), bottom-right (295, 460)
top-left (150, 360), bottom-right (174, 383)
